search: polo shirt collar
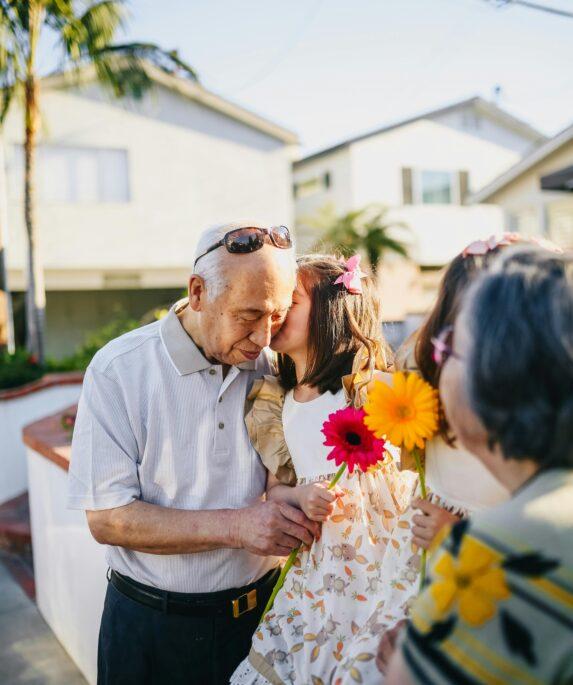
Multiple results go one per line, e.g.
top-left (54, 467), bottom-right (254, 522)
top-left (160, 303), bottom-right (257, 375)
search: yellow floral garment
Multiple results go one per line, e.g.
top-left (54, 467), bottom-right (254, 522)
top-left (401, 469), bottom-right (573, 685)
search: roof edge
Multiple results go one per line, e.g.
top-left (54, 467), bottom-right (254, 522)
top-left (294, 95), bottom-right (545, 167)
top-left (470, 121), bottom-right (573, 203)
top-left (42, 63), bottom-right (299, 145)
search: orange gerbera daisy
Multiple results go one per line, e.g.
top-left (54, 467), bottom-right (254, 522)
top-left (363, 371), bottom-right (439, 451)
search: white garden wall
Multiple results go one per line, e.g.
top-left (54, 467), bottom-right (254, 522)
top-left (27, 444), bottom-right (106, 685)
top-left (0, 377), bottom-right (82, 504)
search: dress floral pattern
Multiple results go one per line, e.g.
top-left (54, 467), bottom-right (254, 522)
top-left (231, 372), bottom-right (419, 685)
top-left (328, 490), bottom-right (470, 684)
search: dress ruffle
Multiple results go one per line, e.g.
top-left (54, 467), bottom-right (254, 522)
top-left (246, 376), bottom-right (296, 486)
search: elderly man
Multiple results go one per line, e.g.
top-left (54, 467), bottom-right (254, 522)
top-left (68, 221), bottom-right (318, 685)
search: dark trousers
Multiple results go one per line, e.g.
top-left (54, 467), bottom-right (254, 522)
top-left (97, 577), bottom-right (272, 685)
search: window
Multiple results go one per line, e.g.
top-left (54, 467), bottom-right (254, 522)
top-left (418, 170), bottom-right (454, 204)
top-left (8, 145), bottom-right (130, 203)
top-left (293, 172), bottom-right (331, 199)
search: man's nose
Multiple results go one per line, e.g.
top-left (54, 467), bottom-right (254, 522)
top-left (250, 317), bottom-right (273, 349)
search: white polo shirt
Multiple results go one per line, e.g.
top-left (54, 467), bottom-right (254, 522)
top-left (68, 304), bottom-right (278, 593)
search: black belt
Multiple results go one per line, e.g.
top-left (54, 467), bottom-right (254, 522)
top-left (108, 567), bottom-right (279, 619)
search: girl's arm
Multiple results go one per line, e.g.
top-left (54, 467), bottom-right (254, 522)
top-left (266, 472), bottom-right (300, 508)
top-left (266, 473), bottom-right (339, 522)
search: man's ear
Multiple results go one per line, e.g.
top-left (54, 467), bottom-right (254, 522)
top-left (188, 275), bottom-right (206, 312)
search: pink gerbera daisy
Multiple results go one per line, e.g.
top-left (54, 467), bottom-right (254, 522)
top-left (322, 406), bottom-right (386, 474)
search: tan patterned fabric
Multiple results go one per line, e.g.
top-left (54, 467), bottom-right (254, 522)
top-left (245, 376), bottom-right (296, 486)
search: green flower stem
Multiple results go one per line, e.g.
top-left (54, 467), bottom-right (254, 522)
top-left (412, 446), bottom-right (427, 593)
top-left (259, 463), bottom-right (347, 623)
top-left (327, 463), bottom-right (347, 490)
top-left (259, 545), bottom-right (299, 624)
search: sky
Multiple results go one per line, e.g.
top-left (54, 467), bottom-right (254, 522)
top-left (40, 0), bottom-right (573, 154)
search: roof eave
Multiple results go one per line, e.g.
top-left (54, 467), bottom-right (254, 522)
top-left (41, 63), bottom-right (299, 146)
top-left (470, 122), bottom-right (573, 204)
top-left (294, 95), bottom-right (545, 167)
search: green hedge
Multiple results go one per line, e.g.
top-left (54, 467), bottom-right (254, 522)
top-left (0, 313), bottom-right (146, 391)
top-left (0, 349), bottom-right (44, 390)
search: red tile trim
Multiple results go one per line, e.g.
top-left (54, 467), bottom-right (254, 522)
top-left (22, 407), bottom-right (75, 472)
top-left (0, 372), bottom-right (83, 402)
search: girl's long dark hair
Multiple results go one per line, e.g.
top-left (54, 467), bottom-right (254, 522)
top-left (278, 255), bottom-right (391, 394)
top-left (410, 247), bottom-right (510, 442)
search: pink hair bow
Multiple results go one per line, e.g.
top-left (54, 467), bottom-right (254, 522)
top-left (462, 232), bottom-right (563, 258)
top-left (462, 233), bottom-right (521, 258)
top-left (334, 254), bottom-right (368, 294)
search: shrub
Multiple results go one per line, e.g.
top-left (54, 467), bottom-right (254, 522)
top-left (0, 349), bottom-right (44, 391)
top-left (48, 315), bottom-right (141, 372)
top-left (2, 307), bottom-right (169, 388)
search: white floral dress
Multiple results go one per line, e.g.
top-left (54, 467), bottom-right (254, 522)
top-left (231, 379), bottom-right (419, 685)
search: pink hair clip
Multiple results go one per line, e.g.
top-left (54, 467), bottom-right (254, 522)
top-left (528, 235), bottom-right (564, 254)
top-left (334, 254), bottom-right (368, 294)
top-left (462, 232), bottom-right (563, 258)
top-left (462, 233), bottom-right (522, 258)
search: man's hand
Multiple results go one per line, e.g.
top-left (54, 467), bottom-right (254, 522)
top-left (296, 482), bottom-right (341, 522)
top-left (376, 619), bottom-right (407, 675)
top-left (231, 500), bottom-right (320, 556)
top-left (412, 498), bottom-right (460, 550)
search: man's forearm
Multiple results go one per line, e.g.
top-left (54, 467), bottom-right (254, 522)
top-left (87, 500), bottom-right (240, 554)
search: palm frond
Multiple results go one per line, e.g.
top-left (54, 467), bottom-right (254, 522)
top-left (90, 49), bottom-right (152, 98)
top-left (311, 203), bottom-right (410, 273)
top-left (96, 42), bottom-right (198, 81)
top-left (0, 0), bottom-right (25, 40)
top-left (0, 17), bottom-right (25, 123)
top-left (2, 0), bottom-right (29, 35)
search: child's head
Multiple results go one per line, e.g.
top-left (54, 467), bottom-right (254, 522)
top-left (272, 254), bottom-right (388, 393)
top-left (412, 233), bottom-right (563, 442)
top-left (415, 233), bottom-right (563, 390)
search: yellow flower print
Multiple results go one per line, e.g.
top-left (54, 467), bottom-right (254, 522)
top-left (430, 535), bottom-right (510, 627)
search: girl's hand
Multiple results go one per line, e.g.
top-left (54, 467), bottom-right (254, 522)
top-left (296, 483), bottom-right (340, 522)
top-left (412, 498), bottom-right (461, 550)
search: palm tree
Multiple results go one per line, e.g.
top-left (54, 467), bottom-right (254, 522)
top-left (0, 0), bottom-right (197, 363)
top-left (312, 204), bottom-right (409, 276)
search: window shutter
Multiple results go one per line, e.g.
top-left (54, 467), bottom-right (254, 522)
top-left (458, 170), bottom-right (470, 205)
top-left (402, 168), bottom-right (413, 205)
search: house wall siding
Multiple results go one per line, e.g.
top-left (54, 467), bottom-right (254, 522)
top-left (4, 84), bottom-right (295, 284)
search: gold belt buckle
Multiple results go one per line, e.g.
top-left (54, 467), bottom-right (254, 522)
top-left (232, 589), bottom-right (257, 618)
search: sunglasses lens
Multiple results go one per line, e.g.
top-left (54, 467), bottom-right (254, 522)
top-left (270, 225), bottom-right (292, 249)
top-left (226, 228), bottom-right (265, 254)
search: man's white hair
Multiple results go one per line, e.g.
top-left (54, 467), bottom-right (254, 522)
top-left (193, 220), bottom-right (297, 300)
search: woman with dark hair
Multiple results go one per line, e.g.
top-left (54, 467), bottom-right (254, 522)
top-left (387, 246), bottom-right (573, 684)
top-left (231, 255), bottom-right (419, 685)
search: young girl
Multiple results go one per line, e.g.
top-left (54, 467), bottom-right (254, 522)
top-left (231, 255), bottom-right (418, 685)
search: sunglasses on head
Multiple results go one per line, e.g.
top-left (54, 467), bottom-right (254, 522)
top-left (194, 225), bottom-right (292, 267)
top-left (431, 325), bottom-right (463, 367)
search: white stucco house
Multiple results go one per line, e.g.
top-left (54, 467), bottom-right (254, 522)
top-left (471, 121), bottom-right (573, 250)
top-left (2, 63), bottom-right (298, 357)
top-left (293, 97), bottom-right (545, 324)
